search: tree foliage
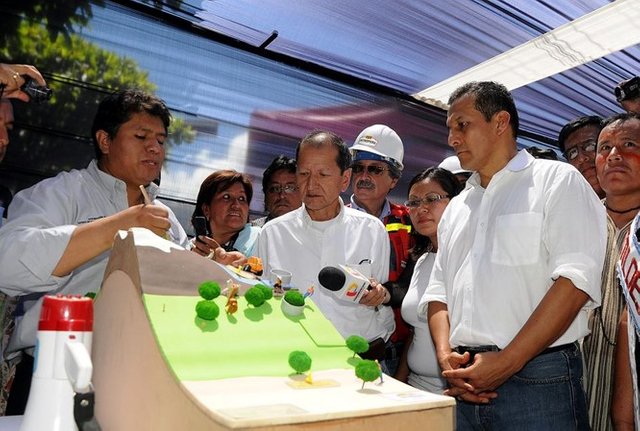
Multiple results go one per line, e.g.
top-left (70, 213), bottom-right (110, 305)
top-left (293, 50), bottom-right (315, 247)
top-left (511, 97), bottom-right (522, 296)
top-left (345, 335), bottom-right (369, 357)
top-left (355, 360), bottom-right (381, 387)
top-left (0, 0), bottom-right (100, 48)
top-left (288, 351), bottom-right (312, 374)
top-left (0, 2), bottom-right (195, 178)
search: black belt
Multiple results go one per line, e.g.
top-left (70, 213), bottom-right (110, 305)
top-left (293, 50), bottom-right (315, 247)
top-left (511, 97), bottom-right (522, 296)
top-left (453, 342), bottom-right (577, 361)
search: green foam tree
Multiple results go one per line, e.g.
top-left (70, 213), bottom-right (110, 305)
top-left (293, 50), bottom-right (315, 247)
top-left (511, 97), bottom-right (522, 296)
top-left (245, 286), bottom-right (266, 307)
top-left (284, 290), bottom-right (305, 307)
top-left (195, 300), bottom-right (220, 321)
top-left (254, 283), bottom-right (273, 301)
top-left (198, 281), bottom-right (221, 300)
top-left (355, 359), bottom-right (381, 389)
top-left (288, 351), bottom-right (312, 374)
top-left (345, 335), bottom-right (369, 358)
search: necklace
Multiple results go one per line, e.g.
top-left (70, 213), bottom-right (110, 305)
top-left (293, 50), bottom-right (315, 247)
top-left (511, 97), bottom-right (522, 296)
top-left (605, 202), bottom-right (640, 214)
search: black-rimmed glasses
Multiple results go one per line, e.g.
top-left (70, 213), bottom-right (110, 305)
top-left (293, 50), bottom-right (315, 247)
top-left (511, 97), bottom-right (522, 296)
top-left (266, 184), bottom-right (298, 195)
top-left (563, 141), bottom-right (596, 161)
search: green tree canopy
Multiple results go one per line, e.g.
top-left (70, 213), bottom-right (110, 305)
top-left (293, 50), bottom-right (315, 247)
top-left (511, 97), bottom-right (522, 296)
top-left (1, 13), bottom-right (194, 177)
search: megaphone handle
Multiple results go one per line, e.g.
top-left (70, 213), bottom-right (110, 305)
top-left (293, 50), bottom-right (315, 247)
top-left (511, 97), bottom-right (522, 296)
top-left (74, 391), bottom-right (101, 431)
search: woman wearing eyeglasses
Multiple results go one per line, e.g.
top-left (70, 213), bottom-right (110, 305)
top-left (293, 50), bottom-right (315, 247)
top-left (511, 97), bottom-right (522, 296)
top-left (191, 170), bottom-right (261, 259)
top-left (393, 167), bottom-right (463, 393)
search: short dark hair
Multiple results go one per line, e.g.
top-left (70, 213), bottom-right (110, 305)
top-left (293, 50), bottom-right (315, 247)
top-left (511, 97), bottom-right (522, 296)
top-left (261, 155), bottom-right (297, 193)
top-left (448, 81), bottom-right (519, 138)
top-left (296, 130), bottom-right (352, 173)
top-left (557, 116), bottom-right (604, 152)
top-left (407, 167), bottom-right (463, 259)
top-left (601, 112), bottom-right (640, 130)
top-left (91, 89), bottom-right (171, 160)
top-left (526, 146), bottom-right (559, 161)
top-left (192, 170), bottom-right (253, 225)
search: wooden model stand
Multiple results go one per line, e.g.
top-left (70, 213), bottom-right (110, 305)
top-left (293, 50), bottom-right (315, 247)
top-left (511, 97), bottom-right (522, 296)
top-left (92, 229), bottom-right (455, 430)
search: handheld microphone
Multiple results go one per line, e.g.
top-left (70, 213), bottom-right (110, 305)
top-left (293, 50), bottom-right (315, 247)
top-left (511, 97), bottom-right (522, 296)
top-left (318, 265), bottom-right (370, 303)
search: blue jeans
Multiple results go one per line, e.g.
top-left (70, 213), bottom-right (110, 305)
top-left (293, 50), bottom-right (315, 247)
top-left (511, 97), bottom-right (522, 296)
top-left (456, 343), bottom-right (589, 431)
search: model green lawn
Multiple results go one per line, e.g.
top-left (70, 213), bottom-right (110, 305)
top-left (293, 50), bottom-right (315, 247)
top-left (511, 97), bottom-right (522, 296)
top-left (144, 294), bottom-right (353, 381)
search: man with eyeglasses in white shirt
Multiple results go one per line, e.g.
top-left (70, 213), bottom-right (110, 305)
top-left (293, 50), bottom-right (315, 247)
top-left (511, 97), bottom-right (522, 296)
top-left (558, 115), bottom-right (605, 199)
top-left (252, 155), bottom-right (302, 227)
top-left (347, 124), bottom-right (412, 376)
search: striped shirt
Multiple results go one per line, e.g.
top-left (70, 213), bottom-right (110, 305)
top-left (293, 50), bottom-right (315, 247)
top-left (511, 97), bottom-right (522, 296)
top-left (583, 215), bottom-right (631, 431)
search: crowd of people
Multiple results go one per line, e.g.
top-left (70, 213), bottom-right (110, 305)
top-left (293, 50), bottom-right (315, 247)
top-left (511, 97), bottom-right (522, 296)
top-left (1, 61), bottom-right (640, 430)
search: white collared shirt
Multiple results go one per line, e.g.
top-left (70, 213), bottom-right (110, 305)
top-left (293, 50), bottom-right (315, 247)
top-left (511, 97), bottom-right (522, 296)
top-left (419, 150), bottom-right (606, 349)
top-left (255, 198), bottom-right (394, 341)
top-left (0, 160), bottom-right (188, 352)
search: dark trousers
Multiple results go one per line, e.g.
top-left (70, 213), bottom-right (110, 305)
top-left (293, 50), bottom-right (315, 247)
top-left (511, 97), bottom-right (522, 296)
top-left (5, 354), bottom-right (33, 415)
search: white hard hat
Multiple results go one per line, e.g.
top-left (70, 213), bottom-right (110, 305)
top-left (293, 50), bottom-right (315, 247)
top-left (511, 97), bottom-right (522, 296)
top-left (438, 155), bottom-right (471, 175)
top-left (350, 124), bottom-right (404, 169)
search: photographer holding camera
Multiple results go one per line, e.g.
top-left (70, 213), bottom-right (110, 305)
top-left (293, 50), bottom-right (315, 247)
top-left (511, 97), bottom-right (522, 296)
top-left (0, 63), bottom-right (50, 220)
top-left (0, 63), bottom-right (47, 102)
top-left (615, 76), bottom-right (640, 114)
top-left (0, 62), bottom-right (50, 414)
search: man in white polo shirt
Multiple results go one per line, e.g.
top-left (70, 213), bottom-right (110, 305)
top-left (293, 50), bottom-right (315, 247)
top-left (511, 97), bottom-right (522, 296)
top-left (255, 130), bottom-right (395, 368)
top-left (420, 81), bottom-right (606, 429)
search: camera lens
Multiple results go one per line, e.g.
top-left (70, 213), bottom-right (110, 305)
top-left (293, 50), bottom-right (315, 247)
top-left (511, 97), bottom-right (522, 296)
top-left (20, 77), bottom-right (53, 104)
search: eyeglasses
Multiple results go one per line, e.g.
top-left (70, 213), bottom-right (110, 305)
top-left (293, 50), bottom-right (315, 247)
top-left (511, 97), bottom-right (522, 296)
top-left (351, 164), bottom-right (390, 176)
top-left (563, 140), bottom-right (596, 161)
top-left (404, 193), bottom-right (450, 209)
top-left (266, 184), bottom-right (298, 195)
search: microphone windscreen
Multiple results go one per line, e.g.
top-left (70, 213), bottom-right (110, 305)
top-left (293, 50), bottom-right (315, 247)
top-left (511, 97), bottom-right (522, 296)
top-left (318, 266), bottom-right (345, 291)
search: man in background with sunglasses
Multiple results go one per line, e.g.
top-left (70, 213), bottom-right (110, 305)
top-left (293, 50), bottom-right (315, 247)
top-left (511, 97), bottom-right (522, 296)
top-left (251, 155), bottom-right (302, 227)
top-left (347, 124), bottom-right (412, 376)
top-left (558, 116), bottom-right (605, 199)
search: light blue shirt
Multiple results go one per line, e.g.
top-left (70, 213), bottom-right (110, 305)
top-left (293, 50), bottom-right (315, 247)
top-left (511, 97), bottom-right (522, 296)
top-left (349, 195), bottom-right (391, 221)
top-left (234, 223), bottom-right (261, 257)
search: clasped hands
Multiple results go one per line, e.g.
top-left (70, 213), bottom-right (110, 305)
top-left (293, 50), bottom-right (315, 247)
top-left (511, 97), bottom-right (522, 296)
top-left (439, 349), bottom-right (519, 404)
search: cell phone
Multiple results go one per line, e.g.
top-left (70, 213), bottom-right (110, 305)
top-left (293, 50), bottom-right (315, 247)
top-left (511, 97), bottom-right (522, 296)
top-left (193, 216), bottom-right (210, 238)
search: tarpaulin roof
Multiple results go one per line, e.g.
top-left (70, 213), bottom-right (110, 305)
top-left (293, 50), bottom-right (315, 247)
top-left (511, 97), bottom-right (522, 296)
top-left (172, 0), bottom-right (640, 142)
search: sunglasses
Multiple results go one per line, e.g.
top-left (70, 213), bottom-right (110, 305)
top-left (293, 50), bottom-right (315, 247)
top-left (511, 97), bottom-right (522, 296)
top-left (352, 164), bottom-right (390, 176)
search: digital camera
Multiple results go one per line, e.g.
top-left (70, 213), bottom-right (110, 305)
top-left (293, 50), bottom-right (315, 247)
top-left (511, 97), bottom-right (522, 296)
top-left (21, 77), bottom-right (53, 103)
top-left (614, 76), bottom-right (640, 103)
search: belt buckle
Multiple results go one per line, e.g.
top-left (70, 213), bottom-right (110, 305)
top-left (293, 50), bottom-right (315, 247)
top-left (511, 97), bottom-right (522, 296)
top-left (455, 345), bottom-right (499, 365)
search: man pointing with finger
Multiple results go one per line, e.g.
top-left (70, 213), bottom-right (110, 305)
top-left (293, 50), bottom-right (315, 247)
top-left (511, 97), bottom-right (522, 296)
top-left (0, 89), bottom-right (189, 412)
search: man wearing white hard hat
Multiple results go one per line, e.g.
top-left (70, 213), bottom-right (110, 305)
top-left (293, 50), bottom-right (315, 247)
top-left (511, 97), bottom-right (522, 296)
top-left (438, 155), bottom-right (472, 186)
top-left (348, 124), bottom-right (413, 376)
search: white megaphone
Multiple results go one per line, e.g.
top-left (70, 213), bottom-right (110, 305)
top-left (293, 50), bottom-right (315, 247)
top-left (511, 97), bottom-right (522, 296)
top-left (20, 295), bottom-right (96, 431)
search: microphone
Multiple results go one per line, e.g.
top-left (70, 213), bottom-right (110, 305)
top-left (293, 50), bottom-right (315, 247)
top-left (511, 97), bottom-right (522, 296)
top-left (318, 265), bottom-right (370, 303)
